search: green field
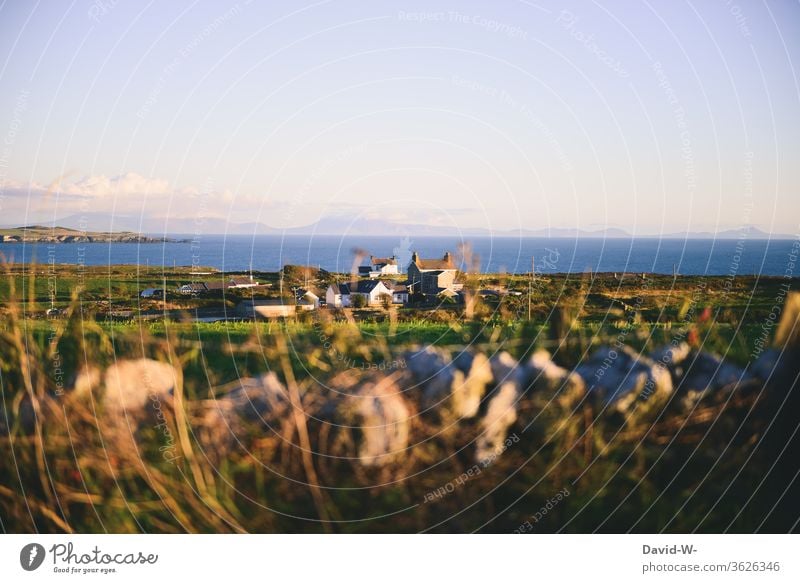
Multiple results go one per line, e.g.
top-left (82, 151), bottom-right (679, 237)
top-left (3, 263), bottom-right (796, 366)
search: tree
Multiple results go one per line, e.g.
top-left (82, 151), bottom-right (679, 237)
top-left (351, 294), bottom-right (367, 309)
top-left (379, 293), bottom-right (393, 310)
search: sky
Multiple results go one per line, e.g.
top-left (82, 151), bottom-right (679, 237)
top-left (0, 0), bottom-right (798, 236)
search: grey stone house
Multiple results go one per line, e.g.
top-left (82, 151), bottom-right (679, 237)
top-left (407, 251), bottom-right (457, 296)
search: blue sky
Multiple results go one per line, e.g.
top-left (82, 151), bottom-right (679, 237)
top-left (0, 0), bottom-right (798, 235)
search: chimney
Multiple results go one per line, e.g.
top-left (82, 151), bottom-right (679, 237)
top-left (411, 251), bottom-right (419, 263)
top-left (443, 251), bottom-right (452, 264)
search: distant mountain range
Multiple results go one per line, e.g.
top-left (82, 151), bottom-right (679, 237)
top-left (656, 226), bottom-right (783, 239)
top-left (1, 213), bottom-right (792, 240)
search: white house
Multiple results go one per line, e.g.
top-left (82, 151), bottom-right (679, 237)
top-left (358, 256), bottom-right (399, 278)
top-left (325, 280), bottom-right (393, 307)
top-left (388, 282), bottom-right (408, 305)
top-left (326, 283), bottom-right (344, 307)
top-left (140, 288), bottom-right (163, 298)
top-left (295, 288), bottom-right (320, 308)
top-left (236, 299), bottom-right (297, 319)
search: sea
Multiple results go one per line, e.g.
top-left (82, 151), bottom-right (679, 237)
top-left (1, 235), bottom-right (798, 276)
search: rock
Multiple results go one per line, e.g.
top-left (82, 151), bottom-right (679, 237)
top-left (472, 352), bottom-right (524, 465)
top-left (631, 361), bottom-right (673, 411)
top-left (575, 346), bottom-right (672, 412)
top-left (72, 366), bottom-right (101, 399)
top-left (489, 351), bottom-right (522, 386)
top-left (450, 351), bottom-right (494, 418)
top-left (678, 352), bottom-right (744, 392)
top-left (70, 359), bottom-right (177, 458)
top-left (196, 373), bottom-right (289, 455)
top-left (404, 346), bottom-right (452, 381)
top-left (405, 346), bottom-right (477, 418)
top-left (74, 358), bottom-right (176, 415)
top-left (651, 342), bottom-right (691, 367)
top-left (215, 372), bottom-right (288, 422)
top-left (651, 344), bottom-right (747, 405)
top-left (353, 380), bottom-right (410, 466)
top-left (519, 349), bottom-right (586, 407)
top-left (333, 373), bottom-right (411, 466)
top-left (421, 368), bottom-right (464, 414)
top-left (475, 381), bottom-right (519, 466)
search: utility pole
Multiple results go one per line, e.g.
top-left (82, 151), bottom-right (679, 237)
top-left (528, 256), bottom-right (534, 320)
top-left (527, 281), bottom-right (531, 320)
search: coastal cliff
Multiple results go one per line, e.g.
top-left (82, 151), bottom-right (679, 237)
top-left (0, 226), bottom-right (174, 243)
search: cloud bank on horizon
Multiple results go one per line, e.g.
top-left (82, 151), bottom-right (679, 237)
top-left (0, 0), bottom-right (798, 236)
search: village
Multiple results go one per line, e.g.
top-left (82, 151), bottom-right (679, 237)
top-left (129, 250), bottom-right (481, 321)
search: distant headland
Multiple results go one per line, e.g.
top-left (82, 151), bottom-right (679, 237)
top-left (0, 226), bottom-right (177, 244)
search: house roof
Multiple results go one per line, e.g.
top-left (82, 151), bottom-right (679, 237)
top-left (330, 280), bottom-right (389, 295)
top-left (371, 256), bottom-right (397, 266)
top-left (411, 251), bottom-right (455, 271)
top-left (229, 276), bottom-right (254, 285)
top-left (418, 260), bottom-right (452, 270)
top-left (382, 280), bottom-right (408, 291)
top-left (359, 280), bottom-right (390, 293)
top-left (181, 283), bottom-right (208, 292)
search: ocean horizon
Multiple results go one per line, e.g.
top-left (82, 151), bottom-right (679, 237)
top-left (1, 234), bottom-right (797, 276)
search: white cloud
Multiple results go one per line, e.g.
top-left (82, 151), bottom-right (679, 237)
top-left (59, 172), bottom-right (171, 198)
top-left (0, 172), bottom-right (291, 229)
top-left (3, 172), bottom-right (172, 200)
